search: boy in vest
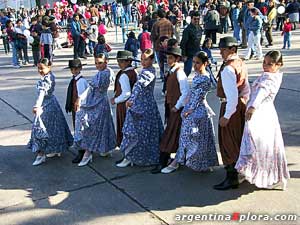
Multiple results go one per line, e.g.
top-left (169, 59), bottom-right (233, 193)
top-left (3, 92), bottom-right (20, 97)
top-left (213, 37), bottom-right (250, 190)
top-left (110, 51), bottom-right (138, 154)
top-left (65, 59), bottom-right (89, 163)
top-left (151, 47), bottom-right (189, 174)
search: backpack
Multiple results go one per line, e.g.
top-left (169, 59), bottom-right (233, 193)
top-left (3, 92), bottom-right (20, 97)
top-left (139, 32), bottom-right (152, 52)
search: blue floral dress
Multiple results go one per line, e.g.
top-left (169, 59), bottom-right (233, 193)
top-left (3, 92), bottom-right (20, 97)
top-left (175, 72), bottom-right (219, 171)
top-left (120, 67), bottom-right (163, 166)
top-left (77, 68), bottom-right (116, 153)
top-left (28, 72), bottom-right (73, 153)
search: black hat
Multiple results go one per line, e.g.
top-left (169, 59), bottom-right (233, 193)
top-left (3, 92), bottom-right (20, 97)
top-left (116, 50), bottom-right (139, 61)
top-left (246, 0), bottom-right (254, 3)
top-left (219, 36), bottom-right (238, 48)
top-left (165, 47), bottom-right (182, 57)
top-left (68, 59), bottom-right (83, 68)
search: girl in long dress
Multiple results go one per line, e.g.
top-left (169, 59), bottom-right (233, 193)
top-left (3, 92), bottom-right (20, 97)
top-left (116, 49), bottom-right (164, 167)
top-left (29, 58), bottom-right (73, 166)
top-left (77, 53), bottom-right (117, 167)
top-left (235, 50), bottom-right (290, 190)
top-left (161, 51), bottom-right (219, 173)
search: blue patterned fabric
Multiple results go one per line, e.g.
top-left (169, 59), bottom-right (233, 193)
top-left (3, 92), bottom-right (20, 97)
top-left (77, 68), bottom-right (116, 153)
top-left (175, 72), bottom-right (219, 171)
top-left (28, 73), bottom-right (74, 153)
top-left (120, 67), bottom-right (163, 166)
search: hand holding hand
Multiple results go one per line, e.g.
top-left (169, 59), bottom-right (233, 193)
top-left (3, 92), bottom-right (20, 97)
top-left (219, 116), bottom-right (229, 127)
top-left (110, 98), bottom-right (115, 105)
top-left (171, 107), bottom-right (179, 113)
top-left (126, 101), bottom-right (133, 108)
top-left (245, 107), bottom-right (255, 121)
top-left (183, 109), bottom-right (193, 118)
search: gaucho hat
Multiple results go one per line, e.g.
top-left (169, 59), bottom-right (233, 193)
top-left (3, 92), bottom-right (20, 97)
top-left (219, 36), bottom-right (238, 48)
top-left (165, 47), bottom-right (182, 57)
top-left (68, 59), bottom-right (84, 68)
top-left (116, 50), bottom-right (139, 61)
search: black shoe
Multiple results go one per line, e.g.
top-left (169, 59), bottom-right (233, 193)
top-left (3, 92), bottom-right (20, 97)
top-left (115, 158), bottom-right (124, 165)
top-left (213, 166), bottom-right (239, 190)
top-left (72, 150), bottom-right (85, 163)
top-left (151, 165), bottom-right (164, 174)
top-left (213, 177), bottom-right (239, 190)
top-left (80, 56), bottom-right (87, 59)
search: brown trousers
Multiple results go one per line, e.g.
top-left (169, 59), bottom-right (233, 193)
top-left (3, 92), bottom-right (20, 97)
top-left (218, 98), bottom-right (246, 165)
top-left (116, 102), bottom-right (127, 147)
top-left (159, 104), bottom-right (182, 153)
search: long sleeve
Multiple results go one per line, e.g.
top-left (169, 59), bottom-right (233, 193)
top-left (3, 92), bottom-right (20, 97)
top-left (76, 78), bottom-right (89, 97)
top-left (34, 91), bottom-right (45, 108)
top-left (248, 86), bottom-right (269, 110)
top-left (175, 69), bottom-right (189, 109)
top-left (34, 75), bottom-right (52, 108)
top-left (221, 66), bottom-right (238, 119)
top-left (114, 74), bottom-right (131, 104)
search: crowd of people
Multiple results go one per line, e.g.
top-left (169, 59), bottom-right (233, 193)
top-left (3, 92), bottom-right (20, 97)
top-left (0, 0), bottom-right (294, 192)
top-left (0, 0), bottom-right (299, 68)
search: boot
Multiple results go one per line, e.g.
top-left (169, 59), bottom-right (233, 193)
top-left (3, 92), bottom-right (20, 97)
top-left (72, 150), bottom-right (85, 163)
top-left (213, 164), bottom-right (239, 190)
top-left (151, 152), bottom-right (170, 174)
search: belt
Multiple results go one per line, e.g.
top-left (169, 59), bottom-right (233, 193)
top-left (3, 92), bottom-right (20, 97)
top-left (219, 98), bottom-right (227, 103)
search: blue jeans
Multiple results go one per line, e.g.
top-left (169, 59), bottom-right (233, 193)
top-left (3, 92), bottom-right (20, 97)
top-left (220, 17), bottom-right (228, 33)
top-left (123, 5), bottom-right (131, 23)
top-left (10, 42), bottom-right (19, 66)
top-left (283, 32), bottom-right (291, 48)
top-left (233, 21), bottom-right (241, 42)
top-left (184, 57), bottom-right (193, 77)
top-left (88, 40), bottom-right (96, 54)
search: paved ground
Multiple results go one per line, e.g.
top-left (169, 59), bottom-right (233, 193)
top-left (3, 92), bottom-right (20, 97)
top-left (0, 27), bottom-right (299, 225)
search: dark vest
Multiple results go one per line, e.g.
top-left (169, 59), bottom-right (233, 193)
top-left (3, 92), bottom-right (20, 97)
top-left (166, 67), bottom-right (181, 106)
top-left (217, 58), bottom-right (247, 98)
top-left (114, 68), bottom-right (137, 98)
top-left (65, 76), bottom-right (82, 113)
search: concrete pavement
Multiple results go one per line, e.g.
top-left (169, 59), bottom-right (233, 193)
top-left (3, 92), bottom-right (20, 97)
top-left (0, 28), bottom-right (299, 225)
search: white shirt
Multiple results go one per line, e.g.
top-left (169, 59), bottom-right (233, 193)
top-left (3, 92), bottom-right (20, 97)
top-left (170, 64), bottom-right (189, 109)
top-left (221, 55), bottom-right (250, 119)
top-left (74, 73), bottom-right (89, 97)
top-left (114, 66), bottom-right (136, 104)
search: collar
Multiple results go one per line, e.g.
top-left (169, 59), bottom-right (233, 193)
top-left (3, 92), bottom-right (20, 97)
top-left (73, 73), bottom-right (82, 80)
top-left (123, 66), bottom-right (135, 72)
top-left (224, 54), bottom-right (239, 62)
top-left (170, 63), bottom-right (180, 73)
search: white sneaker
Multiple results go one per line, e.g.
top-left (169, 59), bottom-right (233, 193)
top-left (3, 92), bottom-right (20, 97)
top-left (161, 163), bottom-right (179, 174)
top-left (116, 158), bottom-right (133, 168)
top-left (78, 154), bottom-right (93, 167)
top-left (32, 155), bottom-right (46, 166)
top-left (46, 153), bottom-right (61, 158)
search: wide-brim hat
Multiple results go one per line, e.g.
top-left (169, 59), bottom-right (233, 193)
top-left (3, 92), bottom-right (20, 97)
top-left (116, 50), bottom-right (140, 62)
top-left (165, 47), bottom-right (182, 57)
top-left (219, 36), bottom-right (238, 48)
top-left (66, 59), bottom-right (86, 69)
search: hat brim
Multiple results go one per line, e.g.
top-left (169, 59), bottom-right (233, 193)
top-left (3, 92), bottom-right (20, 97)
top-left (116, 57), bottom-right (140, 62)
top-left (164, 51), bottom-right (182, 57)
top-left (64, 63), bottom-right (87, 69)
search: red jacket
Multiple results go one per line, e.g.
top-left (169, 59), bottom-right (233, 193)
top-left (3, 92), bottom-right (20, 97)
top-left (283, 22), bottom-right (292, 33)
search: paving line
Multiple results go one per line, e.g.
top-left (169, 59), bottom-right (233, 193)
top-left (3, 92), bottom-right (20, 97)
top-left (0, 97), bottom-right (32, 123)
top-left (87, 164), bottom-right (169, 225)
top-left (0, 122), bottom-right (31, 130)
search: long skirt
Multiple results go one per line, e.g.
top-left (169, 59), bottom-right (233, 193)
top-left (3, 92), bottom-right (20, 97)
top-left (28, 95), bottom-right (73, 153)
